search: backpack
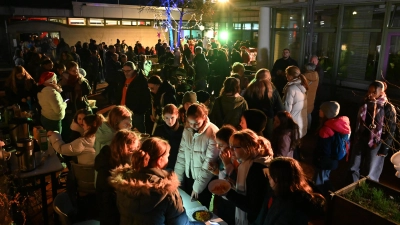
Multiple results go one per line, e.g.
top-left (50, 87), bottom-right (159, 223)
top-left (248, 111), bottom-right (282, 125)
top-left (331, 132), bottom-right (351, 160)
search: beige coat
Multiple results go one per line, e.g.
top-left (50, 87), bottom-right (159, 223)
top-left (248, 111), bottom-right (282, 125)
top-left (304, 71), bottom-right (319, 114)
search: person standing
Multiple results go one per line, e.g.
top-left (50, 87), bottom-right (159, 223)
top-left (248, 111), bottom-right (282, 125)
top-left (304, 63), bottom-right (319, 129)
top-left (348, 81), bottom-right (397, 183)
top-left (314, 101), bottom-right (350, 196)
top-left (120, 61), bottom-right (151, 133)
top-left (282, 66), bottom-right (308, 138)
top-left (271, 49), bottom-right (298, 96)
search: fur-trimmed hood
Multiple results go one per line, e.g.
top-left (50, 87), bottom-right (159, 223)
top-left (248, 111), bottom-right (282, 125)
top-left (109, 165), bottom-right (181, 213)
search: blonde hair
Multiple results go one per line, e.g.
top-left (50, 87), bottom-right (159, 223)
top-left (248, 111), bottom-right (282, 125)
top-left (285, 66), bottom-right (309, 90)
top-left (245, 69), bottom-right (273, 99)
top-left (230, 129), bottom-right (273, 160)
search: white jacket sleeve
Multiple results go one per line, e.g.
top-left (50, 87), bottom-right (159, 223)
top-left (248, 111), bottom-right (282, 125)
top-left (283, 87), bottom-right (295, 113)
top-left (174, 130), bottom-right (187, 183)
top-left (48, 89), bottom-right (67, 116)
top-left (193, 132), bottom-right (219, 193)
top-left (49, 132), bottom-right (84, 156)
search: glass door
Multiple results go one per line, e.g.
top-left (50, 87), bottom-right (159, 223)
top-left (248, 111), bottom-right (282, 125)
top-left (383, 33), bottom-right (400, 86)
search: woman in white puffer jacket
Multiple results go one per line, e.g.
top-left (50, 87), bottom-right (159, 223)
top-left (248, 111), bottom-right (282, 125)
top-left (283, 66), bottom-right (309, 138)
top-left (174, 103), bottom-right (219, 208)
top-left (47, 114), bottom-right (104, 165)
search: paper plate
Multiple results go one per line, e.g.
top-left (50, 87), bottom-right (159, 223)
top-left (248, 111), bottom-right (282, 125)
top-left (192, 210), bottom-right (213, 222)
top-left (208, 179), bottom-right (231, 195)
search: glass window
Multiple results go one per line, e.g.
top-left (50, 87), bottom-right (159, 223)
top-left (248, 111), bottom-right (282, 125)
top-left (275, 9), bottom-right (302, 29)
top-left (243, 23), bottom-right (252, 30)
top-left (390, 4), bottom-right (400, 27)
top-left (252, 23), bottom-right (259, 30)
top-left (122, 20), bottom-right (134, 26)
top-left (145, 21), bottom-right (151, 26)
top-left (343, 5), bottom-right (385, 29)
top-left (273, 30), bottom-right (302, 64)
top-left (89, 18), bottom-right (104, 26)
top-left (132, 20), bottom-right (137, 26)
top-left (385, 35), bottom-right (400, 85)
top-left (48, 18), bottom-right (67, 24)
top-left (138, 20), bottom-right (151, 26)
top-left (233, 23), bottom-right (241, 30)
top-left (314, 6), bottom-right (338, 28)
top-left (106, 20), bottom-right (120, 25)
top-left (68, 18), bottom-right (86, 25)
top-left (339, 32), bottom-right (381, 81)
top-left (311, 32), bottom-right (336, 78)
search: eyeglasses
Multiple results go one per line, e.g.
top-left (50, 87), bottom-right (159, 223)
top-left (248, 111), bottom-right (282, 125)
top-left (230, 146), bottom-right (242, 151)
top-left (122, 69), bottom-right (132, 73)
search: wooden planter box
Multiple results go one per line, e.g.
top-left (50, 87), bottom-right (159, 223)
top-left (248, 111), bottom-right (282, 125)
top-left (327, 177), bottom-right (400, 225)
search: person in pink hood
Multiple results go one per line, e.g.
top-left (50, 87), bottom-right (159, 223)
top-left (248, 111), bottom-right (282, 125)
top-left (313, 101), bottom-right (351, 196)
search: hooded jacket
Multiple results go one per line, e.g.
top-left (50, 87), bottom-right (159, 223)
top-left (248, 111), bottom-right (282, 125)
top-left (153, 122), bottom-right (184, 169)
top-left (255, 190), bottom-right (326, 225)
top-left (37, 85), bottom-right (67, 120)
top-left (225, 156), bottom-right (272, 224)
top-left (210, 95), bottom-right (248, 128)
top-left (174, 117), bottom-right (219, 194)
top-left (110, 166), bottom-right (193, 225)
top-left (48, 131), bottom-right (95, 165)
top-left (94, 122), bottom-right (115, 156)
top-left (283, 78), bottom-right (308, 138)
top-left (314, 116), bottom-right (351, 170)
top-left (304, 70), bottom-right (319, 114)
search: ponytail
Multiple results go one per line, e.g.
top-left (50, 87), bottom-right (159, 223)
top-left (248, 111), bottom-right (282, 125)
top-left (299, 74), bottom-right (309, 90)
top-left (83, 114), bottom-right (105, 138)
top-left (131, 150), bottom-right (151, 171)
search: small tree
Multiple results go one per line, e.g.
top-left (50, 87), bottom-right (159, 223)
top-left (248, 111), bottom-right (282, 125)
top-left (141, 0), bottom-right (214, 48)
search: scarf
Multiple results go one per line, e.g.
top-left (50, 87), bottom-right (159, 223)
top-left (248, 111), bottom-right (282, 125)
top-left (235, 159), bottom-right (253, 225)
top-left (359, 93), bottom-right (387, 148)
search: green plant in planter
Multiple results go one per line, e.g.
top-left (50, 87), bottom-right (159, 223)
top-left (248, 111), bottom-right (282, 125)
top-left (343, 182), bottom-right (400, 224)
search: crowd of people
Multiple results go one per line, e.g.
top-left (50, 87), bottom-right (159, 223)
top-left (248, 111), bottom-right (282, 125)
top-left (4, 36), bottom-right (398, 225)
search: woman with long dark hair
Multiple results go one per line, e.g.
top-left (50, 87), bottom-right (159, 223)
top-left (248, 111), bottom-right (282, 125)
top-left (6, 66), bottom-right (37, 111)
top-left (283, 66), bottom-right (308, 138)
top-left (271, 111), bottom-right (300, 158)
top-left (348, 81), bottom-right (397, 183)
top-left (255, 157), bottom-right (325, 225)
top-left (243, 68), bottom-right (284, 138)
top-left (210, 77), bottom-right (248, 128)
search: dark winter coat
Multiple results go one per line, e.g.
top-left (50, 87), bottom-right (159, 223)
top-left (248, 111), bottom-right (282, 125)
top-left (254, 190), bottom-right (325, 225)
top-left (94, 145), bottom-right (120, 225)
top-left (243, 87), bottom-right (284, 119)
top-left (121, 71), bottom-right (151, 115)
top-left (110, 166), bottom-right (195, 225)
top-left (193, 53), bottom-right (209, 81)
top-left (210, 95), bottom-right (248, 128)
top-left (152, 80), bottom-right (178, 117)
top-left (59, 72), bottom-right (92, 113)
top-left (314, 116), bottom-right (351, 170)
top-left (225, 159), bottom-right (271, 224)
top-left (153, 122), bottom-right (184, 169)
top-left (5, 78), bottom-right (37, 111)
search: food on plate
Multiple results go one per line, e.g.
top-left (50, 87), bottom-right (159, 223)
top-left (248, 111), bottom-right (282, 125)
top-left (211, 182), bottom-right (230, 195)
top-left (193, 210), bottom-right (212, 222)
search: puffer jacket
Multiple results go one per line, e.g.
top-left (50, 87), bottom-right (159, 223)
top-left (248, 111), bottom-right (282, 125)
top-left (314, 116), bottom-right (351, 170)
top-left (210, 94), bottom-right (248, 128)
top-left (48, 132), bottom-right (95, 165)
top-left (110, 166), bottom-right (195, 225)
top-left (304, 70), bottom-right (319, 114)
top-left (37, 85), bottom-right (67, 120)
top-left (283, 78), bottom-right (308, 138)
top-left (174, 117), bottom-right (219, 194)
top-left (94, 122), bottom-right (115, 156)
